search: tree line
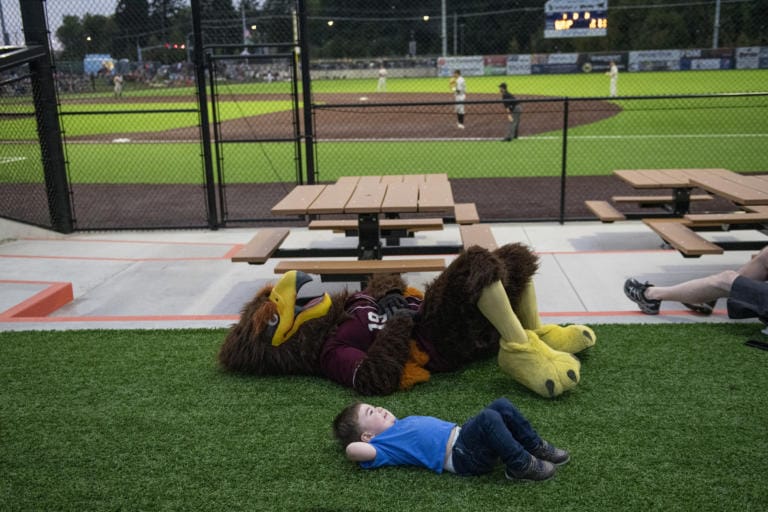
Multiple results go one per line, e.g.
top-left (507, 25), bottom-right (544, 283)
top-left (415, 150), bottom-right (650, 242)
top-left (55, 0), bottom-right (768, 63)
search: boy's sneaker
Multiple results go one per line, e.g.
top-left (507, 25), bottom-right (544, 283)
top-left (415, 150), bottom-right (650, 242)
top-left (530, 440), bottom-right (570, 465)
top-left (505, 456), bottom-right (556, 482)
top-left (682, 300), bottom-right (716, 316)
top-left (624, 278), bottom-right (661, 315)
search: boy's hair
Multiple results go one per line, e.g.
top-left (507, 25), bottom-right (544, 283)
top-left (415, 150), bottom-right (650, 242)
top-left (332, 402), bottom-right (363, 447)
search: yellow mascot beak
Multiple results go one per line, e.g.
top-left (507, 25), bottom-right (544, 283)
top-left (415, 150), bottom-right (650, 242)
top-left (268, 270), bottom-right (332, 347)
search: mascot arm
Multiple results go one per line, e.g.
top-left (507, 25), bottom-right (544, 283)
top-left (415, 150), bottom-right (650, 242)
top-left (353, 313), bottom-right (414, 396)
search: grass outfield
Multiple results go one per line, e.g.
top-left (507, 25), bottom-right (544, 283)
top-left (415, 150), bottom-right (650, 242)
top-left (1, 323), bottom-right (767, 510)
top-left (1, 69), bottom-right (766, 184)
top-left (110, 69), bottom-right (764, 97)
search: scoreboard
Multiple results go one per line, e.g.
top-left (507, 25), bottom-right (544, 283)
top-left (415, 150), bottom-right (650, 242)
top-left (544, 0), bottom-right (608, 39)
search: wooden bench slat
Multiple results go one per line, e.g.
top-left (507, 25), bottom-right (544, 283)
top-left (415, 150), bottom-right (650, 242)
top-left (308, 218), bottom-right (444, 232)
top-left (382, 182), bottom-right (419, 212)
top-left (460, 224), bottom-right (497, 250)
top-left (274, 258), bottom-right (447, 275)
top-left (306, 182), bottom-right (357, 214)
top-left (345, 184), bottom-right (387, 213)
top-left (454, 203), bottom-right (480, 224)
top-left (271, 185), bottom-right (326, 215)
top-left (643, 219), bottom-right (723, 256)
top-left (611, 194), bottom-right (713, 204)
top-left (684, 212), bottom-right (768, 226)
top-left (585, 200), bottom-right (626, 222)
top-left (418, 180), bottom-right (454, 212)
top-left (231, 228), bottom-right (290, 264)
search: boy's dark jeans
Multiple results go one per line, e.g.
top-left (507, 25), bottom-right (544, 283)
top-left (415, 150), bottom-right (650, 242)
top-left (451, 397), bottom-right (541, 475)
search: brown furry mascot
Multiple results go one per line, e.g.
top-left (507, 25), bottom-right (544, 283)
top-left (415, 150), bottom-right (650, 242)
top-left (219, 244), bottom-right (595, 398)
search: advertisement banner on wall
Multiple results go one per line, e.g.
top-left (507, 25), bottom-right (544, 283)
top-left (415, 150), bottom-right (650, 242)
top-left (436, 56), bottom-right (484, 77)
top-left (506, 54), bottom-right (532, 75)
top-left (679, 48), bottom-right (734, 70)
top-left (628, 50), bottom-right (682, 71)
top-left (483, 55), bottom-right (508, 75)
top-left (736, 47), bottom-right (768, 69)
top-left (580, 53), bottom-right (626, 73)
top-left (531, 52), bottom-right (580, 74)
top-left (736, 47), bottom-right (761, 69)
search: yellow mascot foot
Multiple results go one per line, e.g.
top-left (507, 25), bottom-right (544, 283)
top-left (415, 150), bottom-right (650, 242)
top-left (535, 324), bottom-right (596, 354)
top-left (498, 331), bottom-right (580, 398)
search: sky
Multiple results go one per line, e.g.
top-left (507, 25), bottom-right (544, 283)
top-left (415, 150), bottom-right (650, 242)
top-left (1, 1), bottom-right (121, 48)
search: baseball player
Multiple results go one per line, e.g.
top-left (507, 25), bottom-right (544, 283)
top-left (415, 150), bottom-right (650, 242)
top-left (451, 69), bottom-right (466, 129)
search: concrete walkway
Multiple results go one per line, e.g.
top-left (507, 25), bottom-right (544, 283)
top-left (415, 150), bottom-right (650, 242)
top-left (1, 218), bottom-right (765, 332)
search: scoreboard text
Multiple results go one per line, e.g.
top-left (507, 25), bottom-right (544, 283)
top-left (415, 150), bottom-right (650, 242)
top-left (544, 0), bottom-right (608, 39)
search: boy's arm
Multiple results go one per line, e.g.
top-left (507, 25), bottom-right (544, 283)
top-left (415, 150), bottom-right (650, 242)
top-left (346, 442), bottom-right (376, 462)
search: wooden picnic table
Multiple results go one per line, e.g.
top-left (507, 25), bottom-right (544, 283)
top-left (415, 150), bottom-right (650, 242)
top-left (688, 172), bottom-right (768, 206)
top-left (612, 168), bottom-right (733, 216)
top-left (271, 174), bottom-right (458, 260)
top-left (614, 169), bottom-right (768, 255)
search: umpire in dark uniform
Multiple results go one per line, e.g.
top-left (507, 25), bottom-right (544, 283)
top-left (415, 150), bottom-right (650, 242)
top-left (499, 83), bottom-right (521, 141)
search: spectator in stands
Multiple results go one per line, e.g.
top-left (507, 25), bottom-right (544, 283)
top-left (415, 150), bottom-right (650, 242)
top-left (624, 246), bottom-right (768, 322)
top-left (499, 82), bottom-right (521, 141)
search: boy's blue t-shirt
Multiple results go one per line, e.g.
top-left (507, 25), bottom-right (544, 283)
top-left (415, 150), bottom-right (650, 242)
top-left (360, 416), bottom-right (456, 473)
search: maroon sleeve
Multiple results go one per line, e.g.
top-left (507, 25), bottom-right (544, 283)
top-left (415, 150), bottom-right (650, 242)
top-left (320, 299), bottom-right (385, 388)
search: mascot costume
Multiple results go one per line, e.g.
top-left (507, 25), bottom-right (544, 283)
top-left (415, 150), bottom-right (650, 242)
top-left (219, 244), bottom-right (595, 398)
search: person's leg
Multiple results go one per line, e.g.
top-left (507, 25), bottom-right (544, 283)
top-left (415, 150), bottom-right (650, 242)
top-left (505, 119), bottom-right (514, 141)
top-left (643, 270), bottom-right (738, 303)
top-left (486, 398), bottom-right (540, 450)
top-left (487, 398), bottom-right (570, 464)
top-left (511, 108), bottom-right (521, 138)
top-left (737, 246), bottom-right (768, 281)
top-left (452, 408), bottom-right (533, 474)
top-left (456, 98), bottom-right (465, 127)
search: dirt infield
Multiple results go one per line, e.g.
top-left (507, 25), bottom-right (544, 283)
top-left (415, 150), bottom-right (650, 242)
top-left (20, 92), bottom-right (729, 229)
top-left (65, 92), bottom-right (621, 142)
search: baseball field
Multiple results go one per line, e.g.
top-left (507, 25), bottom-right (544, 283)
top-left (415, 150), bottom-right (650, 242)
top-left (2, 69), bottom-right (767, 185)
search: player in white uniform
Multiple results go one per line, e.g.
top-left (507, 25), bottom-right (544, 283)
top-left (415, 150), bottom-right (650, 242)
top-left (450, 69), bottom-right (466, 128)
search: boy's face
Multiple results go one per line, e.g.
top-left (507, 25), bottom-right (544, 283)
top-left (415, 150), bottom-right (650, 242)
top-left (357, 403), bottom-right (396, 441)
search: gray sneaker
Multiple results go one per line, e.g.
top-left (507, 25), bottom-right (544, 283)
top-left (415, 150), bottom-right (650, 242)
top-left (505, 456), bottom-right (556, 482)
top-left (682, 300), bottom-right (716, 315)
top-left (530, 440), bottom-right (570, 465)
top-left (624, 278), bottom-right (661, 315)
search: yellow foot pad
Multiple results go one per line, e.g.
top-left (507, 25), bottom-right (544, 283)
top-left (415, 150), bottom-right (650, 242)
top-left (498, 331), bottom-right (581, 398)
top-left (535, 324), bottom-right (596, 354)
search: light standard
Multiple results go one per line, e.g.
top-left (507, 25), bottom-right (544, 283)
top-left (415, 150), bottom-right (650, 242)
top-left (0, 0), bottom-right (11, 46)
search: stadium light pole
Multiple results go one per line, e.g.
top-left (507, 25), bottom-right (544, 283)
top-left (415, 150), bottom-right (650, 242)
top-left (0, 0), bottom-right (11, 46)
top-left (712, 0), bottom-right (721, 49)
top-left (441, 0), bottom-right (447, 57)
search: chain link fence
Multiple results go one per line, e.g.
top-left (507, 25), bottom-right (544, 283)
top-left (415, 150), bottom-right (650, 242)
top-left (0, 67), bottom-right (52, 227)
top-left (0, 0), bottom-right (766, 230)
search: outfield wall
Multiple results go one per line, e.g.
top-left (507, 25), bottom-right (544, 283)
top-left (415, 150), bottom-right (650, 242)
top-left (308, 46), bottom-right (768, 80)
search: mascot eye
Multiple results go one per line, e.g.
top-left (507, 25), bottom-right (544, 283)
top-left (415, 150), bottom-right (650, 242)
top-left (267, 313), bottom-right (279, 327)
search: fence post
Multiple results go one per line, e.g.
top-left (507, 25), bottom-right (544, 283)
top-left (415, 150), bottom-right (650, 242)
top-left (190, 0), bottom-right (219, 229)
top-left (559, 97), bottom-right (569, 224)
top-left (296, 0), bottom-right (316, 184)
top-left (20, 0), bottom-right (73, 233)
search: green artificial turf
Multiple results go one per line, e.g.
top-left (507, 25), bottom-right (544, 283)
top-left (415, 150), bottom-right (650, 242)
top-left (1, 323), bottom-right (767, 510)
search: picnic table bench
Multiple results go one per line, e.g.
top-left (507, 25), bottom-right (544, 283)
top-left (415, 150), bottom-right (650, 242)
top-left (585, 168), bottom-right (731, 222)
